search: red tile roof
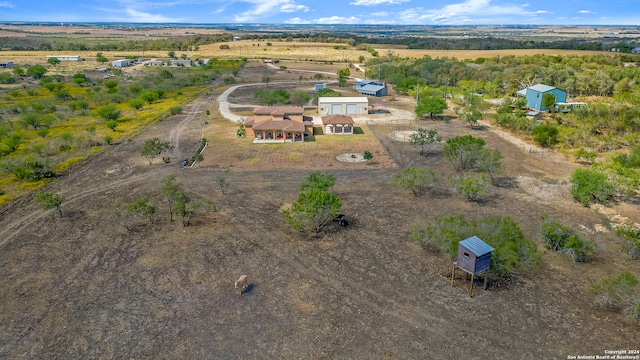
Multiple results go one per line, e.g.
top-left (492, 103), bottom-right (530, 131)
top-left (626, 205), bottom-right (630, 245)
top-left (321, 115), bottom-right (355, 125)
top-left (252, 119), bottom-right (306, 132)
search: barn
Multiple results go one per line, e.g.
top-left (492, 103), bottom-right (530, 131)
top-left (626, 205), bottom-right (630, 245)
top-left (318, 97), bottom-right (368, 116)
top-left (112, 59), bottom-right (132, 68)
top-left (353, 79), bottom-right (388, 97)
top-left (517, 84), bottom-right (567, 112)
top-left (46, 55), bottom-right (81, 61)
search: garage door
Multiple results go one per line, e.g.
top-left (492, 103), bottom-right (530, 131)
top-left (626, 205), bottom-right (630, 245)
top-left (332, 104), bottom-right (342, 114)
top-left (346, 104), bottom-right (357, 114)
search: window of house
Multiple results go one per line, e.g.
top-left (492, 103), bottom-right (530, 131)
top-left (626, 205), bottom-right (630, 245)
top-left (463, 252), bottom-right (470, 258)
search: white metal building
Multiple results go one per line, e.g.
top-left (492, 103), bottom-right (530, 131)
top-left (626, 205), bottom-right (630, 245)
top-left (112, 59), bottom-right (132, 67)
top-left (46, 55), bottom-right (81, 61)
top-left (318, 97), bottom-right (368, 116)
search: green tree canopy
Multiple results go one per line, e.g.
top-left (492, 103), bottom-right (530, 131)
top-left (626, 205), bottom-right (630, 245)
top-left (391, 167), bottom-right (439, 197)
top-left (94, 104), bottom-right (122, 122)
top-left (415, 96), bottom-right (447, 119)
top-left (443, 135), bottom-right (486, 170)
top-left (283, 171), bottom-right (342, 234)
top-left (410, 214), bottom-right (539, 277)
top-left (337, 68), bottom-right (350, 87)
top-left (47, 57), bottom-right (60, 66)
top-left (141, 138), bottom-right (173, 165)
top-left (532, 124), bottom-right (559, 147)
top-left (570, 168), bottom-right (615, 206)
top-left (26, 65), bottom-right (47, 79)
top-left (409, 127), bottom-right (440, 155)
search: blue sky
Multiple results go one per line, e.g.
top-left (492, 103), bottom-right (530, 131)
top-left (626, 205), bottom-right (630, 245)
top-left (0, 0), bottom-right (637, 25)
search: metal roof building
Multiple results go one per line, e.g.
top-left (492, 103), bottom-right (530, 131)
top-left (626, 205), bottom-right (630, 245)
top-left (318, 97), bottom-right (368, 116)
top-left (519, 83), bottom-right (567, 112)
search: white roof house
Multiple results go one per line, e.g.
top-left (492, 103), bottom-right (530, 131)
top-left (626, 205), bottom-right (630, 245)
top-left (318, 97), bottom-right (369, 116)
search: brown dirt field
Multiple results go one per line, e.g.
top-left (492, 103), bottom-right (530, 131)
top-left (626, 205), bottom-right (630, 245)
top-left (0, 61), bottom-right (639, 359)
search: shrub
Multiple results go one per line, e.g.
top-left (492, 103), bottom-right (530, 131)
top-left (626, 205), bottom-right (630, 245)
top-left (170, 106), bottom-right (182, 115)
top-left (410, 214), bottom-right (539, 277)
top-left (105, 120), bottom-right (118, 131)
top-left (616, 226), bottom-right (640, 260)
top-left (363, 150), bottom-right (373, 160)
top-left (128, 98), bottom-right (145, 110)
top-left (220, 44), bottom-right (230, 50)
top-left (450, 174), bottom-right (488, 202)
top-left (1, 156), bottom-right (54, 181)
top-left (540, 220), bottom-right (595, 262)
top-left (532, 124), bottom-right (559, 147)
top-left (569, 168), bottom-right (615, 206)
top-left (590, 271), bottom-right (640, 321)
top-left (391, 167), bottom-right (438, 197)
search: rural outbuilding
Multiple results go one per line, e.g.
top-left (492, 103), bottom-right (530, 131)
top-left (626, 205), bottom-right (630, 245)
top-left (451, 236), bottom-right (494, 297)
top-left (353, 79), bottom-right (388, 97)
top-left (0, 61), bottom-right (13, 68)
top-left (318, 97), bottom-right (368, 116)
top-left (322, 115), bottom-right (354, 134)
top-left (112, 59), bottom-right (132, 67)
top-left (170, 59), bottom-right (192, 67)
top-left (517, 83), bottom-right (567, 112)
top-left (46, 55), bottom-right (80, 61)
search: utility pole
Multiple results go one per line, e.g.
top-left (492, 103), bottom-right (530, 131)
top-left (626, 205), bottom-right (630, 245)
top-left (445, 79), bottom-right (448, 100)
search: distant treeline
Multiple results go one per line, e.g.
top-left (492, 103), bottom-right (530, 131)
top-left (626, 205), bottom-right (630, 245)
top-left (239, 32), bottom-right (638, 53)
top-left (0, 33), bottom-right (233, 51)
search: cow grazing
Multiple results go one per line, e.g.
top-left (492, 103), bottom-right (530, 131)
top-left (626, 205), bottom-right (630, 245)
top-left (235, 275), bottom-right (249, 294)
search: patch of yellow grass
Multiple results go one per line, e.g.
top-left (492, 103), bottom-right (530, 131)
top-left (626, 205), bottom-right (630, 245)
top-left (55, 156), bottom-right (86, 173)
top-left (285, 151), bottom-right (304, 163)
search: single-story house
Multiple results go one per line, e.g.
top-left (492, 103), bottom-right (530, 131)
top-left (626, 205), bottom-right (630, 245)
top-left (145, 59), bottom-right (165, 66)
top-left (631, 47), bottom-right (640, 54)
top-left (170, 59), bottom-right (192, 67)
top-left (516, 84), bottom-right (567, 112)
top-left (112, 59), bottom-right (132, 67)
top-left (318, 97), bottom-right (368, 116)
top-left (322, 115), bottom-right (354, 134)
top-left (244, 106), bottom-right (312, 143)
top-left (353, 79), bottom-right (388, 97)
top-left (0, 61), bottom-right (13, 68)
top-left (46, 55), bottom-right (81, 61)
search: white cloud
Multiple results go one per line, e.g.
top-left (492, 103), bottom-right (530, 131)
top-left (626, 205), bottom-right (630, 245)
top-left (579, 10), bottom-right (595, 14)
top-left (124, 8), bottom-right (181, 22)
top-left (280, 3), bottom-right (309, 12)
top-left (234, 0), bottom-right (309, 22)
top-left (395, 0), bottom-right (542, 24)
top-left (349, 0), bottom-right (409, 6)
top-left (286, 15), bottom-right (361, 24)
top-left (0, 1), bottom-right (13, 8)
top-left (313, 15), bottom-right (360, 24)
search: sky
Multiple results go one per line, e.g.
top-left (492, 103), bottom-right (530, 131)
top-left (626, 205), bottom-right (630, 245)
top-left (0, 0), bottom-right (638, 25)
